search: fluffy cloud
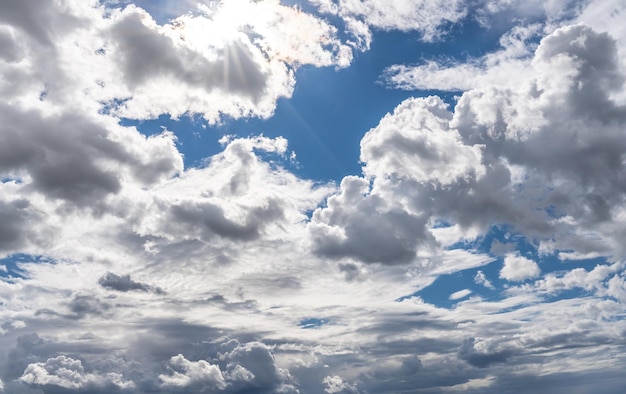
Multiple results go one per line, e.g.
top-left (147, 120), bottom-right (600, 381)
top-left (315, 23), bottom-right (626, 265)
top-left (20, 355), bottom-right (133, 391)
top-left (0, 0), bottom-right (352, 125)
top-left (102, 0), bottom-right (353, 122)
top-left (0, 104), bottom-right (182, 207)
top-left (157, 340), bottom-right (298, 393)
top-left (159, 355), bottom-right (226, 391)
top-left (499, 254), bottom-right (541, 282)
top-left (323, 375), bottom-right (359, 393)
top-left (309, 175), bottom-right (433, 264)
top-left (451, 24), bottom-right (626, 253)
top-left (360, 96), bottom-right (484, 185)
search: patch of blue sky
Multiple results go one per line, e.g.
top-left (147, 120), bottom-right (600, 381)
top-left (126, 19), bottom-right (506, 183)
top-left (1, 177), bottom-right (22, 183)
top-left (99, 97), bottom-right (130, 117)
top-left (414, 225), bottom-right (615, 309)
top-left (109, 0), bottom-right (200, 24)
top-left (298, 317), bottom-right (328, 329)
top-left (121, 114), bottom-right (223, 169)
top-left (415, 264), bottom-right (499, 309)
top-left (0, 254), bottom-right (52, 281)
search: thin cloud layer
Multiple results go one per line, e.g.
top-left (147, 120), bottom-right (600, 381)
top-left (311, 0), bottom-right (466, 49)
top-left (1, 1), bottom-right (626, 393)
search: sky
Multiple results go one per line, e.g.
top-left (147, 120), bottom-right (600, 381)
top-left (1, 0), bottom-right (626, 393)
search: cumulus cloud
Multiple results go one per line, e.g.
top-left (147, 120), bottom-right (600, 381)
top-left (348, 24), bottom-right (626, 264)
top-left (324, 375), bottom-right (359, 393)
top-left (499, 254), bottom-right (541, 281)
top-left (309, 175), bottom-right (433, 264)
top-left (159, 354), bottom-right (226, 391)
top-left (0, 104), bottom-right (182, 208)
top-left (20, 355), bottom-right (133, 391)
top-left (312, 22), bottom-right (626, 267)
top-left (360, 96), bottom-right (484, 185)
top-left (101, 1), bottom-right (352, 122)
top-left (0, 0), bottom-right (352, 126)
top-left (450, 24), bottom-right (626, 253)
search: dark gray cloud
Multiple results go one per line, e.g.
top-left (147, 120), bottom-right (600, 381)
top-left (0, 198), bottom-right (42, 252)
top-left (67, 295), bottom-right (111, 320)
top-left (0, 104), bottom-right (180, 207)
top-left (0, 0), bottom-right (83, 45)
top-left (457, 337), bottom-right (512, 368)
top-left (99, 272), bottom-right (165, 295)
top-left (310, 176), bottom-right (434, 264)
top-left (204, 294), bottom-right (257, 312)
top-left (164, 197), bottom-right (286, 242)
top-left (470, 369), bottom-right (626, 394)
top-left (0, 26), bottom-right (23, 63)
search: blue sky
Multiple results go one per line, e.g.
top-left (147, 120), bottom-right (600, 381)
top-left (1, 0), bottom-right (626, 393)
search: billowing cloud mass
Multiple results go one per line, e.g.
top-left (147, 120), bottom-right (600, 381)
top-left (2, 0), bottom-right (626, 393)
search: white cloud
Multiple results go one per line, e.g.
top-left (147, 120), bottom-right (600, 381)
top-left (0, 0), bottom-right (352, 126)
top-left (500, 254), bottom-right (540, 281)
top-left (473, 0), bottom-right (582, 25)
top-left (450, 289), bottom-right (472, 300)
top-left (159, 354), bottom-right (226, 390)
top-left (102, 1), bottom-right (352, 122)
top-left (20, 355), bottom-right (134, 390)
top-left (360, 96), bottom-right (485, 185)
top-left (383, 24), bottom-right (543, 91)
top-left (324, 375), bottom-right (359, 393)
top-left (474, 271), bottom-right (495, 289)
top-left (310, 0), bottom-right (466, 49)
